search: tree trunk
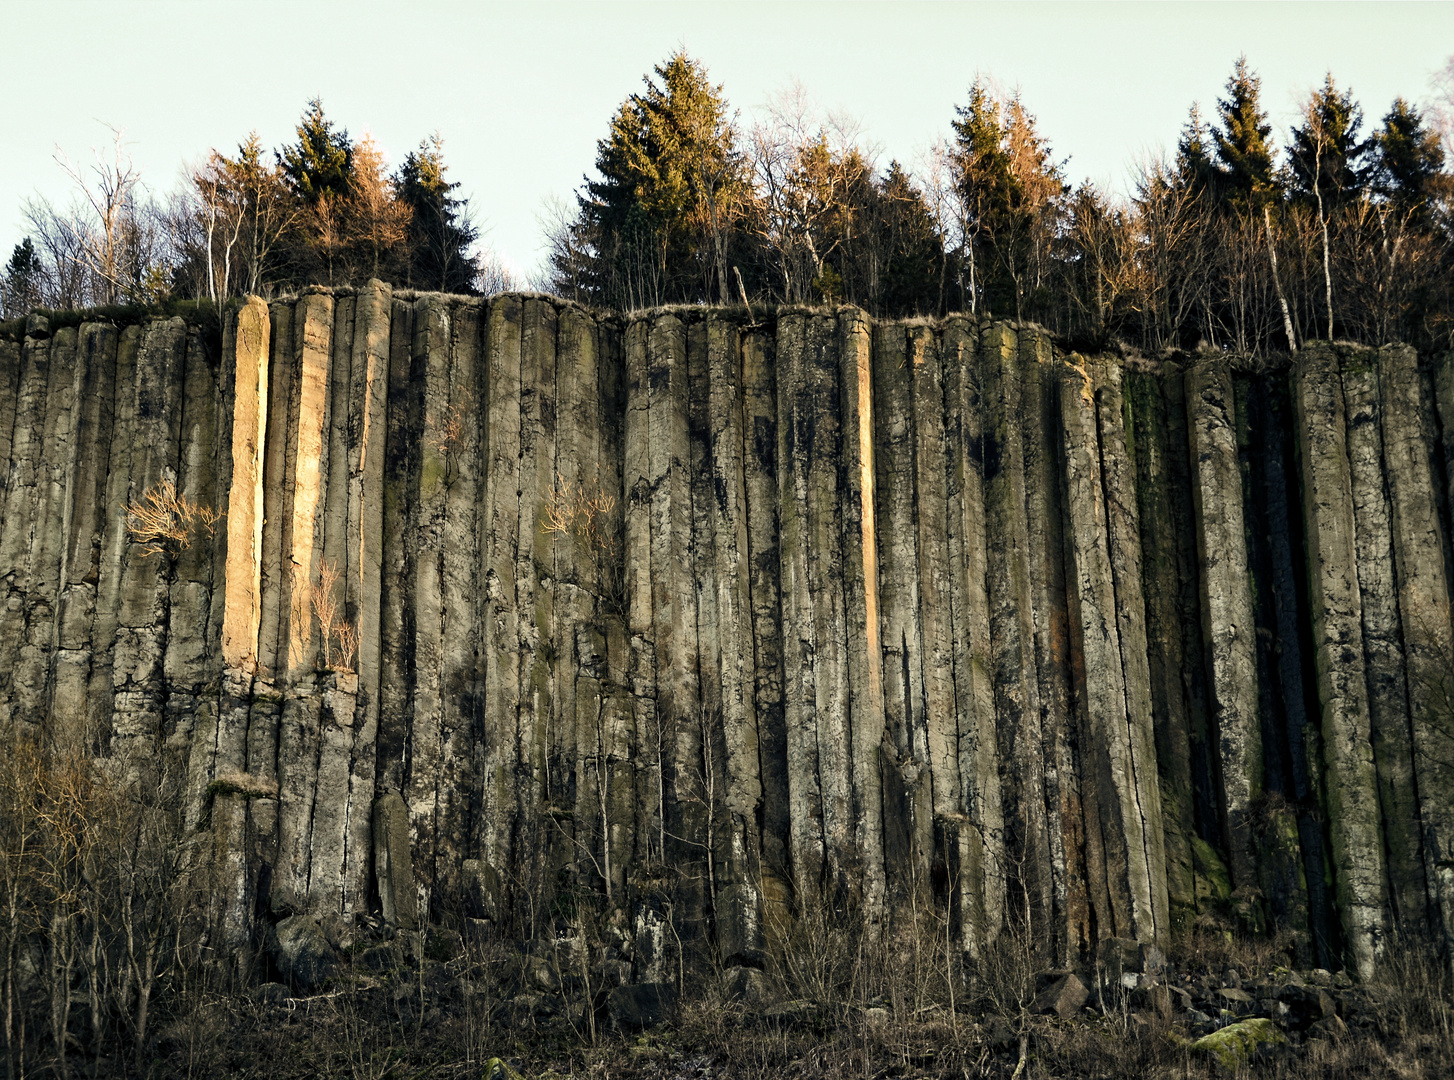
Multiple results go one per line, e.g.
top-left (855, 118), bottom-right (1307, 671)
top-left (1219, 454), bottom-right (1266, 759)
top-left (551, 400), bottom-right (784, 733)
top-left (1264, 203), bottom-right (1297, 353)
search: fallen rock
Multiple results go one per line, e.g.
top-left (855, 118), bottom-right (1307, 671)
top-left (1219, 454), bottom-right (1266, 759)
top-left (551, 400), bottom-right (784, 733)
top-left (354, 942), bottom-right (399, 973)
top-left (268, 915), bottom-right (337, 992)
top-left (1097, 937), bottom-right (1142, 986)
top-left (1032, 973), bottom-right (1089, 1019)
top-left (1278, 984), bottom-right (1336, 1029)
top-left (721, 966), bottom-right (775, 1008)
top-left (1192, 1017), bottom-right (1288, 1071)
top-left (1132, 982), bottom-right (1172, 1019)
top-left (607, 982), bottom-right (677, 1028)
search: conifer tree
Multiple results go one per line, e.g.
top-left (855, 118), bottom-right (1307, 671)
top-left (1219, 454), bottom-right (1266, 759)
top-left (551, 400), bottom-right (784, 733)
top-left (280, 98), bottom-right (353, 204)
top-left (396, 134), bottom-right (477, 293)
top-left (949, 82), bottom-right (1065, 320)
top-left (1289, 76), bottom-right (1366, 338)
top-left (949, 80), bottom-right (1018, 315)
top-left (279, 99), bottom-right (355, 285)
top-left (1212, 57), bottom-right (1297, 351)
top-left (566, 51), bottom-right (744, 308)
top-left (871, 161), bottom-right (943, 317)
top-left (2, 239), bottom-right (43, 317)
top-left (1369, 97), bottom-right (1446, 220)
top-left (1175, 104), bottom-right (1219, 194)
top-left (1213, 59), bottom-right (1279, 203)
top-left (1289, 76), bottom-right (1367, 205)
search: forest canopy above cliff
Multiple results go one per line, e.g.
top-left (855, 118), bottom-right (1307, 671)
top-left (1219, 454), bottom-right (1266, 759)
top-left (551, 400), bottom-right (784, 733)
top-left (4, 52), bottom-right (1453, 358)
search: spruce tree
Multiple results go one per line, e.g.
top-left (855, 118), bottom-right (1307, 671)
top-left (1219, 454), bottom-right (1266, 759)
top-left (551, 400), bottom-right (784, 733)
top-left (1369, 97), bottom-right (1446, 220)
top-left (1212, 57), bottom-right (1279, 203)
top-left (1289, 75), bottom-right (1367, 207)
top-left (1175, 104), bottom-right (1218, 194)
top-left (396, 135), bottom-right (479, 294)
top-left (280, 98), bottom-right (353, 204)
top-left (950, 83), bottom-right (1064, 320)
top-left (871, 161), bottom-right (943, 317)
top-left (1290, 75), bottom-right (1367, 339)
top-left (1211, 57), bottom-right (1297, 351)
top-left (949, 80), bottom-right (1018, 315)
top-left (570, 51), bottom-right (744, 308)
top-left (2, 239), bottom-right (44, 316)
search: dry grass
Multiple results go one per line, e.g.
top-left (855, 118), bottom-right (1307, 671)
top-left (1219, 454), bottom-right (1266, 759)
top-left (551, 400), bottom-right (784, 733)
top-left (206, 770), bottom-right (279, 800)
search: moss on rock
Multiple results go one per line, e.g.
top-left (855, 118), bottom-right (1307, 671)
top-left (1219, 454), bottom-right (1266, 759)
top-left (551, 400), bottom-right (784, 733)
top-left (1191, 1017), bottom-right (1288, 1071)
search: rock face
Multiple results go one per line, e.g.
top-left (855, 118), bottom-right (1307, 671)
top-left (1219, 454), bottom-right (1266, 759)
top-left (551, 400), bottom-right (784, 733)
top-left (3, 289), bottom-right (1454, 981)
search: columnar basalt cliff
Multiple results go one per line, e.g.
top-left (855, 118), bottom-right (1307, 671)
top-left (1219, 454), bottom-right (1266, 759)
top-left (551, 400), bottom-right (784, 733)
top-left (3, 285), bottom-right (1453, 983)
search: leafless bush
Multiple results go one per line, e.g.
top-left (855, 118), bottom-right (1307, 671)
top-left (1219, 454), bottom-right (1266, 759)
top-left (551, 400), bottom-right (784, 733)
top-left (124, 477), bottom-right (223, 558)
top-left (286, 560), bottom-right (359, 672)
top-left (0, 728), bottom-right (203, 1078)
top-left (542, 473), bottom-right (616, 554)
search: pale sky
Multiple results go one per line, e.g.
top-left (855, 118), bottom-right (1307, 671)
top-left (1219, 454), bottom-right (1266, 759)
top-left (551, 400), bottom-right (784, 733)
top-left (4, 1), bottom-right (1452, 284)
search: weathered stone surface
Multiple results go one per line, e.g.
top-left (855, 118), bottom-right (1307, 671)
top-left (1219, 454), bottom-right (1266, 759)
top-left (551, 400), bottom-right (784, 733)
top-left (978, 324), bottom-right (1056, 952)
top-left (1032, 972), bottom-right (1088, 1018)
top-left (7, 297), bottom-right (1454, 983)
top-left (1125, 365), bottom-right (1199, 929)
top-left (1293, 344), bottom-right (1386, 979)
top-left (1339, 347), bottom-right (1426, 940)
top-left (838, 309), bottom-right (886, 920)
top-left (221, 297), bottom-right (270, 673)
top-left (374, 788), bottom-right (417, 929)
top-left (941, 316), bottom-right (1004, 958)
top-left (1022, 331), bottom-right (1090, 960)
top-left (1386, 344), bottom-right (1454, 954)
top-left (1185, 357), bottom-right (1261, 895)
top-left (1060, 358), bottom-right (1166, 945)
top-left (268, 914), bottom-right (337, 991)
top-left (1191, 1017), bottom-right (1287, 1072)
top-left (872, 323), bottom-right (932, 906)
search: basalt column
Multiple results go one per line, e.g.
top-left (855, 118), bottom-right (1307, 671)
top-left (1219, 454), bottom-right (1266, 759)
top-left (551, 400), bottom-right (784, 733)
top-left (872, 322), bottom-right (934, 910)
top-left (1059, 358), bottom-right (1168, 946)
top-left (1185, 357), bottom-right (1261, 903)
top-left (1293, 343), bottom-right (1386, 980)
top-left (978, 324), bottom-right (1058, 956)
top-left (1385, 344), bottom-right (1454, 958)
top-left (11, 297), bottom-right (1454, 980)
top-left (941, 317), bottom-right (1005, 959)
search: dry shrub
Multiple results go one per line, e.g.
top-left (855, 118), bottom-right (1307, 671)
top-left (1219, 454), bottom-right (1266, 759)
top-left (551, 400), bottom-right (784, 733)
top-left (124, 478), bottom-right (223, 557)
top-left (312, 559), bottom-right (358, 670)
top-left (0, 727), bottom-right (203, 1077)
top-left (289, 559), bottom-right (359, 672)
top-left (542, 473), bottom-right (616, 554)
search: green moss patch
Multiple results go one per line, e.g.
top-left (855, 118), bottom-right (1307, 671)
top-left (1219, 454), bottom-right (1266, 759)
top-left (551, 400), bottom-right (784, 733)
top-left (1192, 1017), bottom-right (1288, 1071)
